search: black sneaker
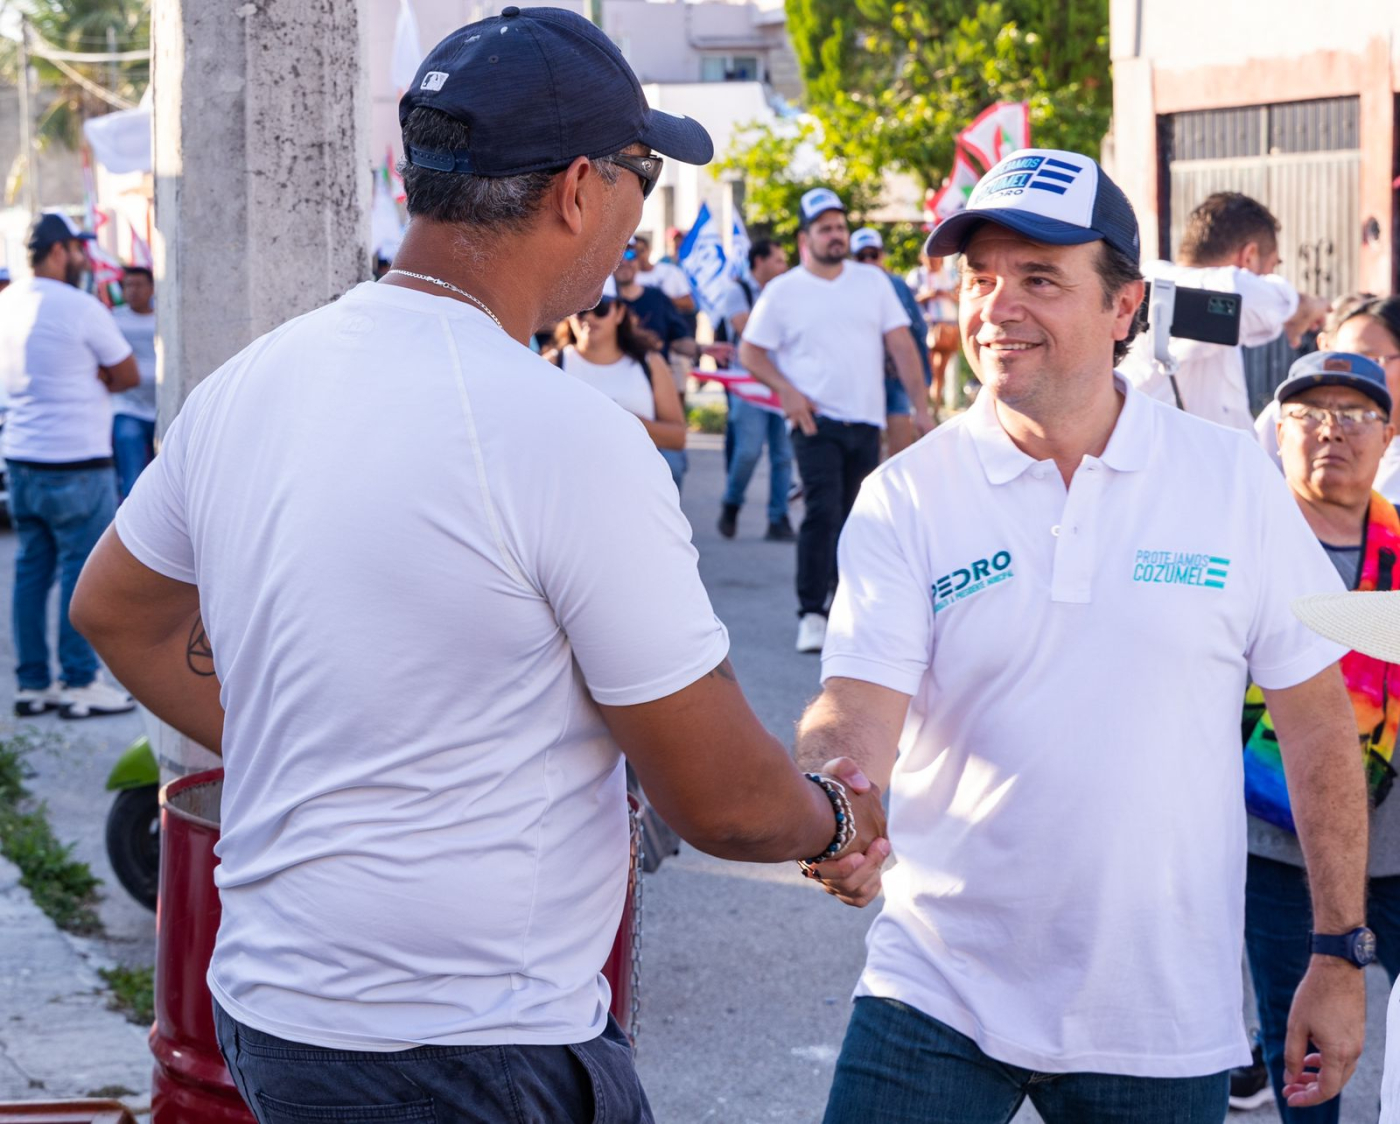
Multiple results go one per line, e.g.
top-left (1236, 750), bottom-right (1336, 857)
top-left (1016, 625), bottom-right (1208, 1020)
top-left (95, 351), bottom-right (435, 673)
top-left (1228, 1044), bottom-right (1272, 1111)
top-left (765, 516), bottom-right (796, 542)
top-left (717, 504), bottom-right (739, 539)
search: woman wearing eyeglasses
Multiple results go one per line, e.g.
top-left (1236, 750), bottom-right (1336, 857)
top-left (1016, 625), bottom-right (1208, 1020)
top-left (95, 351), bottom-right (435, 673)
top-left (549, 300), bottom-right (689, 491)
top-left (1257, 294), bottom-right (1400, 502)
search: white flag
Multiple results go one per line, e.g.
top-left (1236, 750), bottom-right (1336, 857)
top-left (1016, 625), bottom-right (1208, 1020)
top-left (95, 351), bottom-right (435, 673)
top-left (392, 0), bottom-right (425, 94)
top-left (728, 215), bottom-right (752, 281)
top-left (957, 102), bottom-right (1030, 171)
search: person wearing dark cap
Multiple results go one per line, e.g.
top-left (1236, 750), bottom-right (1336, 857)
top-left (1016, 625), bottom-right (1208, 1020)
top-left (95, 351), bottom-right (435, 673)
top-left (69, 9), bottom-right (886, 1119)
top-left (740, 187), bottom-right (931, 653)
top-left (0, 213), bottom-right (138, 719)
top-left (1242, 350), bottom-right (1399, 1123)
top-left (795, 149), bottom-right (1368, 1122)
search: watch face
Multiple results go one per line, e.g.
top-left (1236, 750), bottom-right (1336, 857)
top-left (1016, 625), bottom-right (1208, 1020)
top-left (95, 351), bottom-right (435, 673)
top-left (1354, 928), bottom-right (1378, 966)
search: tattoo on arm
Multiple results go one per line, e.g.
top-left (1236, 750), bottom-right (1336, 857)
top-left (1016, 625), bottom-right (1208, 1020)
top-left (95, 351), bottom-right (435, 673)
top-left (186, 616), bottom-right (216, 677)
top-left (706, 658), bottom-right (737, 683)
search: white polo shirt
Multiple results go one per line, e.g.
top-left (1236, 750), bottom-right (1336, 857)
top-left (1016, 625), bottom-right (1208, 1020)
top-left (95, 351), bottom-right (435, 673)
top-left (823, 375), bottom-right (1346, 1077)
top-left (1121, 261), bottom-right (1299, 431)
top-left (742, 261), bottom-right (910, 428)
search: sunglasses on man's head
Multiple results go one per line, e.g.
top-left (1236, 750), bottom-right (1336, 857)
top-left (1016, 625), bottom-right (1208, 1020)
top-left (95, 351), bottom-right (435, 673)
top-left (611, 153), bottom-right (664, 200)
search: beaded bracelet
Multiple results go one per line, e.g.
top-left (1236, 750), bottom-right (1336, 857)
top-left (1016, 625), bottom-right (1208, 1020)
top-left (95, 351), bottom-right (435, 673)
top-left (797, 772), bottom-right (856, 876)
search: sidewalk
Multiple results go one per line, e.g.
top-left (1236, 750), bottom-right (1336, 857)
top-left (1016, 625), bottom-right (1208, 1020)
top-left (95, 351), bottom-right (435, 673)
top-left (0, 852), bottom-right (150, 1107)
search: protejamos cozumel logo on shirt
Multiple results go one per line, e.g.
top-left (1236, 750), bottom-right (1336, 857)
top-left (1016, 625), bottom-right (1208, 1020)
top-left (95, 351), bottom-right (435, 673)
top-left (931, 550), bottom-right (1015, 614)
top-left (1131, 550), bottom-right (1231, 590)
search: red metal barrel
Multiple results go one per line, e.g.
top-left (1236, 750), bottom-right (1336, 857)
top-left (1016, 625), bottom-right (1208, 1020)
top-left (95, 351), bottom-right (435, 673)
top-left (150, 769), bottom-right (253, 1122)
top-left (151, 769), bottom-right (642, 1117)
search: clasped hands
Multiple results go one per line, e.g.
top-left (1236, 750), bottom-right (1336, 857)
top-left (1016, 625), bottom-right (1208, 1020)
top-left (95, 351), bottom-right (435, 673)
top-left (804, 756), bottom-right (891, 908)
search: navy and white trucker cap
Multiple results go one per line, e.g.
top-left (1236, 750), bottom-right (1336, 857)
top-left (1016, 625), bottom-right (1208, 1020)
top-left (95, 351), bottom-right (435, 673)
top-left (399, 6), bottom-right (713, 176)
top-left (1276, 351), bottom-right (1392, 417)
top-left (27, 211), bottom-right (95, 252)
top-left (924, 148), bottom-right (1140, 261)
top-left (850, 227), bottom-right (883, 254)
top-left (799, 187), bottom-right (846, 226)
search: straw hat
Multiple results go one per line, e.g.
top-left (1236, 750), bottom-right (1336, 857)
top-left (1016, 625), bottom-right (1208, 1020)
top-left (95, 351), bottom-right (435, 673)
top-left (1292, 591), bottom-right (1400, 663)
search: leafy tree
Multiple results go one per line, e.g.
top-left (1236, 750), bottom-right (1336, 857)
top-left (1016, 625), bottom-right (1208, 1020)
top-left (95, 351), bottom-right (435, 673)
top-left (779, 0), bottom-right (1110, 193)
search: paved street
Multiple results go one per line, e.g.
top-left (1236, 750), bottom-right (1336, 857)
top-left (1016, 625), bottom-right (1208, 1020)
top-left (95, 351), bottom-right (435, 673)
top-left (0, 432), bottom-right (1391, 1120)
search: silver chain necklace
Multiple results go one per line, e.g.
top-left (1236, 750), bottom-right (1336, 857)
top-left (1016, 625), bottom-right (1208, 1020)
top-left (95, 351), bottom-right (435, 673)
top-left (385, 269), bottom-right (503, 331)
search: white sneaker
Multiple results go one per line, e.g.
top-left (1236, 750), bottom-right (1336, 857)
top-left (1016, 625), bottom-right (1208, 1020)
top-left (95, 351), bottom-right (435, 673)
top-left (796, 613), bottom-right (827, 653)
top-left (14, 684), bottom-right (62, 716)
top-left (59, 677), bottom-right (135, 719)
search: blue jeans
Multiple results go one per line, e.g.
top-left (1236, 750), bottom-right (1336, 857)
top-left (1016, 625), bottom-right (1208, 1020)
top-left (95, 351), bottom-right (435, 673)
top-left (7, 462), bottom-right (116, 690)
top-left (823, 997), bottom-right (1229, 1124)
top-left (885, 374), bottom-right (912, 416)
top-left (1245, 853), bottom-right (1400, 1122)
top-left (658, 447), bottom-right (687, 495)
top-left (112, 413), bottom-right (155, 501)
top-left (722, 397), bottom-right (792, 525)
top-left (214, 1001), bottom-right (653, 1124)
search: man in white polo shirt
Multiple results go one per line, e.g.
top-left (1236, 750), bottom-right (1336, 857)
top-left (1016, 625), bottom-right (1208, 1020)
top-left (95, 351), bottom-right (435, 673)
top-left (799, 150), bottom-right (1369, 1123)
top-left (740, 188), bottom-right (932, 653)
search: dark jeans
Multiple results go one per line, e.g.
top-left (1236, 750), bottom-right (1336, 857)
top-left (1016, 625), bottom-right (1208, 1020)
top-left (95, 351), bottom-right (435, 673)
top-left (1245, 853), bottom-right (1400, 1123)
top-left (214, 1001), bottom-right (653, 1124)
top-left (790, 417), bottom-right (881, 616)
top-left (824, 997), bottom-right (1229, 1124)
top-left (112, 413), bottom-right (155, 500)
top-left (8, 461), bottom-right (116, 689)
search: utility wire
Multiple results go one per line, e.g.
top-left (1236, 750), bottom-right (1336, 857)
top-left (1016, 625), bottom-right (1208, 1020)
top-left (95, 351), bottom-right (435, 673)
top-left (41, 51), bottom-right (138, 109)
top-left (26, 27), bottom-right (150, 63)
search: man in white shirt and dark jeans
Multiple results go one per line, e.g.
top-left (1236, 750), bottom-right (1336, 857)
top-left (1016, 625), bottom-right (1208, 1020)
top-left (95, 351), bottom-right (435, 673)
top-left (69, 10), bottom-right (886, 1121)
top-left (0, 212), bottom-right (138, 719)
top-left (1123, 192), bottom-right (1330, 430)
top-left (110, 265), bottom-right (158, 501)
top-left (801, 149), bottom-right (1369, 1123)
top-left (741, 188), bottom-right (931, 653)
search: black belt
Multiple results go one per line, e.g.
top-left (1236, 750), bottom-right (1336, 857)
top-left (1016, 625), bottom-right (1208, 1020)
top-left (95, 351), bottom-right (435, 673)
top-left (6, 457), bottom-right (114, 471)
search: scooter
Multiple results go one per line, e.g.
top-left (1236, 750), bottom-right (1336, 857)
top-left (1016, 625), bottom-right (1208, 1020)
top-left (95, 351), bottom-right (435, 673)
top-left (104, 736), bottom-right (160, 911)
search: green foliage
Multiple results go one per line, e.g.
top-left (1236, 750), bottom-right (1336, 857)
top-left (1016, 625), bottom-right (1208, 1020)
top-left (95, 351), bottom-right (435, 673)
top-left (687, 401), bottom-right (728, 435)
top-left (731, 0), bottom-right (1111, 218)
top-left (99, 964), bottom-right (155, 1026)
top-left (0, 734), bottom-right (103, 936)
top-left (1, 0), bottom-right (151, 159)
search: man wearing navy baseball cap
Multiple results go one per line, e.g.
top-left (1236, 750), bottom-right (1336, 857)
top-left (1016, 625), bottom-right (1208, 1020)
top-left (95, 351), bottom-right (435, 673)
top-left (799, 149), bottom-right (1368, 1123)
top-left (70, 8), bottom-right (888, 1120)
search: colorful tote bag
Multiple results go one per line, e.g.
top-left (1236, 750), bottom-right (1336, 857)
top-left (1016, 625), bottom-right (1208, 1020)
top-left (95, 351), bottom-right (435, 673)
top-left (1243, 493), bottom-right (1400, 833)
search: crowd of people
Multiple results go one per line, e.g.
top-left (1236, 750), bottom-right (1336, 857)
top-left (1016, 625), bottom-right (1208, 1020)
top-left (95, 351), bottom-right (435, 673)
top-left (2, 7), bottom-right (1399, 1124)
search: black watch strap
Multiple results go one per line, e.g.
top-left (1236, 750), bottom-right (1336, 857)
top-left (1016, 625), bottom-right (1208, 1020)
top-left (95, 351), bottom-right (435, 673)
top-left (1310, 927), bottom-right (1376, 968)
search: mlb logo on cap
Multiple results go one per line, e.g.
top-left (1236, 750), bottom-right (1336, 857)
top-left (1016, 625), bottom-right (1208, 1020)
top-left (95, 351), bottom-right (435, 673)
top-left (924, 148), bottom-right (1139, 262)
top-left (800, 187), bottom-right (846, 226)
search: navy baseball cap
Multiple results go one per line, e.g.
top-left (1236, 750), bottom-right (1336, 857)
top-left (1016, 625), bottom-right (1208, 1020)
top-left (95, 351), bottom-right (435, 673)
top-left (399, 6), bottom-right (713, 176)
top-left (924, 148), bottom-right (1140, 261)
top-left (799, 187), bottom-right (845, 227)
top-left (27, 211), bottom-right (95, 252)
top-left (1276, 351), bottom-right (1392, 417)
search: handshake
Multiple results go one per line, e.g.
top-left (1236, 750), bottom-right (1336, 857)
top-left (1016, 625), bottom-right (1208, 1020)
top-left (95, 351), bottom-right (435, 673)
top-left (797, 757), bottom-right (890, 909)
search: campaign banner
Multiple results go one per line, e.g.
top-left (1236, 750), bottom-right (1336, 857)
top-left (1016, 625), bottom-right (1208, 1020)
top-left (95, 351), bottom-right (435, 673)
top-left (702, 370), bottom-right (784, 416)
top-left (927, 148), bottom-right (982, 224)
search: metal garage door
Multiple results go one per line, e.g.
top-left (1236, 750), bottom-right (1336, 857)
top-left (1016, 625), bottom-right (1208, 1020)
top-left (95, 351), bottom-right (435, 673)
top-left (1159, 98), bottom-right (1360, 413)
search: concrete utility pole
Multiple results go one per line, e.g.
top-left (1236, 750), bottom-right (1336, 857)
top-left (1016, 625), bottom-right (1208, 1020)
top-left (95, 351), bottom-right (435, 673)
top-left (150, 0), bottom-right (371, 776)
top-left (16, 17), bottom-right (39, 215)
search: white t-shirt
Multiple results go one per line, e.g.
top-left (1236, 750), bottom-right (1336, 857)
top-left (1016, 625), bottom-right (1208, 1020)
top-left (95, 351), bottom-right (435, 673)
top-left (559, 346), bottom-right (655, 421)
top-left (1383, 979), bottom-right (1400, 1122)
top-left (637, 260), bottom-right (691, 302)
top-left (742, 262), bottom-right (911, 428)
top-left (1122, 260), bottom-right (1300, 431)
top-left (110, 305), bottom-right (158, 422)
top-left (115, 280), bottom-right (729, 1050)
top-left (823, 374), bottom-right (1346, 1077)
top-left (0, 277), bottom-right (132, 461)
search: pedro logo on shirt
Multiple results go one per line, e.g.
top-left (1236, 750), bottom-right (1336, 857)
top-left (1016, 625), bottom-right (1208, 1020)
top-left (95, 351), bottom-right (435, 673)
top-left (932, 551), bottom-right (1014, 613)
top-left (1132, 550), bottom-right (1230, 590)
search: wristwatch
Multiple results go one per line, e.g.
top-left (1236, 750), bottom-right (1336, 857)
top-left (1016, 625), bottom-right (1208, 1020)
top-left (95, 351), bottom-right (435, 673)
top-left (1309, 926), bottom-right (1378, 968)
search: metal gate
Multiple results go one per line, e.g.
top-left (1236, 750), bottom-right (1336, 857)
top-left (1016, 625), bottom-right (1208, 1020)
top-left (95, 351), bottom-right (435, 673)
top-left (1159, 98), bottom-right (1361, 413)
